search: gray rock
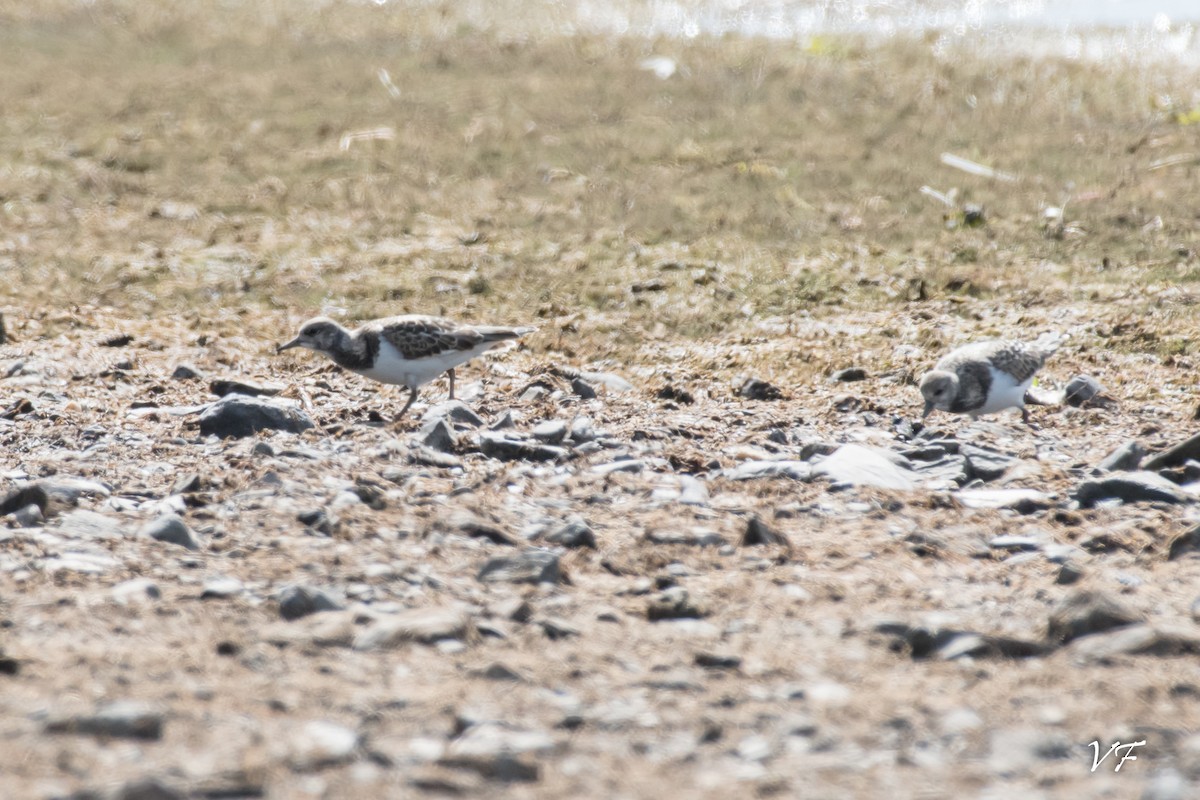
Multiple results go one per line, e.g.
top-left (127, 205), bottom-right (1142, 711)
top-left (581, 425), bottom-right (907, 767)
top-left (287, 720), bottom-right (359, 770)
top-left (1064, 374), bottom-right (1103, 406)
top-left (1144, 432), bottom-right (1200, 471)
top-left (354, 607), bottom-right (473, 650)
top-left (955, 488), bottom-right (1052, 512)
top-left (209, 378), bottom-right (283, 398)
top-left (1047, 590), bottom-right (1141, 644)
top-left (478, 433), bottom-right (568, 462)
top-left (814, 445), bottom-right (916, 491)
top-left (960, 444), bottom-right (1015, 483)
top-left (1099, 440), bottom-right (1145, 472)
top-left (478, 549), bottom-right (561, 585)
top-left (647, 587), bottom-right (707, 621)
top-left (1074, 471), bottom-right (1192, 508)
top-left (1168, 525), bottom-right (1200, 561)
top-left (278, 585), bottom-right (344, 620)
top-left (589, 459), bottom-right (643, 475)
top-left (448, 511), bottom-right (514, 545)
top-left (44, 701), bottom-right (164, 740)
top-left (989, 535), bottom-right (1042, 552)
top-left (408, 445), bottom-right (461, 468)
top-left (645, 529), bottom-right (726, 547)
top-left (694, 651), bottom-right (742, 669)
top-left (726, 460), bottom-right (812, 481)
top-left (830, 367), bottom-right (867, 382)
top-left (423, 400), bottom-right (485, 428)
top-left (538, 616), bottom-right (580, 639)
top-left (140, 514), bottom-right (200, 550)
top-left (577, 370), bottom-right (633, 393)
top-left (545, 518), bottom-right (596, 549)
top-left (1056, 563), bottom-right (1084, 585)
top-left (568, 417), bottom-right (596, 443)
top-left (419, 418), bottom-right (456, 453)
top-left (199, 396), bottom-right (314, 438)
top-left (531, 420), bottom-right (568, 443)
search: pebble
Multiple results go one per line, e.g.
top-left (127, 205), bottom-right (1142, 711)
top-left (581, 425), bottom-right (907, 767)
top-left (198, 396), bottom-right (314, 438)
top-left (140, 514), bottom-right (201, 550)
top-left (1144, 432), bottom-right (1200, 471)
top-left (694, 651), bottom-right (742, 670)
top-left (531, 419), bottom-right (568, 443)
top-left (738, 378), bottom-right (784, 401)
top-left (1046, 590), bottom-right (1141, 644)
top-left (422, 401), bottom-right (485, 428)
top-left (1063, 374), bottom-right (1103, 406)
top-left (437, 753), bottom-right (539, 783)
top-left (1098, 440), bottom-right (1145, 472)
top-left (813, 445), bottom-right (916, 491)
top-left (959, 444), bottom-right (1015, 483)
top-left (111, 578), bottom-right (162, 605)
top-left (725, 461), bottom-right (812, 481)
top-left (1055, 563), bottom-right (1084, 584)
top-left (589, 459), bottom-right (644, 475)
top-left (570, 378), bottom-right (596, 399)
top-left (568, 417), bottom-right (596, 443)
top-left (544, 518), bottom-right (596, 549)
top-left (419, 418), bottom-right (456, 453)
top-left (477, 549), bottom-right (561, 584)
top-left (1074, 471), bottom-right (1192, 508)
top-left (200, 577), bottom-right (244, 599)
top-left (353, 607), bottom-right (473, 650)
top-left (287, 720), bottom-right (359, 770)
top-left (478, 433), bottom-right (568, 462)
top-left (171, 364), bottom-right (203, 380)
top-left (830, 367), bottom-right (867, 382)
top-left (278, 584), bottom-right (344, 620)
top-left (44, 701), bottom-right (165, 740)
top-left (209, 378), bottom-right (284, 398)
top-left (113, 778), bottom-right (186, 800)
top-left (955, 488), bottom-right (1051, 512)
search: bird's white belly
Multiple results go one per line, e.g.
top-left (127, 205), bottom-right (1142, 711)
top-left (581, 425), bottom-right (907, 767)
top-left (356, 339), bottom-right (488, 389)
top-left (976, 367), bottom-right (1032, 416)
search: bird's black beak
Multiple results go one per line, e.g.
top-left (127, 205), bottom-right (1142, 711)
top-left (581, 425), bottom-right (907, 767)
top-left (277, 336), bottom-right (303, 354)
top-left (922, 401), bottom-right (934, 419)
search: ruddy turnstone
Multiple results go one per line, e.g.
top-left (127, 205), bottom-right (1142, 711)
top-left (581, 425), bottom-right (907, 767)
top-left (277, 315), bottom-right (536, 420)
top-left (919, 333), bottom-right (1066, 424)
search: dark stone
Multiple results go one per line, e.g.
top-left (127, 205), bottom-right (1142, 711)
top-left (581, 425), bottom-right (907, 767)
top-left (422, 401), bottom-right (485, 428)
top-left (478, 549), bottom-right (561, 584)
top-left (694, 652), bottom-right (742, 669)
top-left (170, 364), bottom-right (203, 381)
top-left (171, 473), bottom-right (202, 494)
top-left (1046, 590), bottom-right (1141, 644)
top-left (199, 396), bottom-right (314, 438)
top-left (830, 367), bottom-right (867, 382)
top-left (450, 511), bottom-right (514, 545)
top-left (738, 378), bottom-right (784, 401)
top-left (209, 378), bottom-right (283, 398)
top-left (44, 701), bottom-right (164, 740)
top-left (1098, 441), bottom-right (1145, 472)
top-left (657, 384), bottom-right (695, 404)
top-left (1056, 563), bottom-right (1084, 585)
top-left (531, 420), bottom-right (568, 443)
top-left (570, 377), bottom-right (597, 399)
top-left (100, 333), bottom-right (134, 347)
top-left (741, 515), bottom-right (789, 548)
top-left (438, 754), bottom-right (539, 783)
top-left (297, 509), bottom-right (335, 536)
top-left (1063, 375), bottom-right (1103, 406)
top-left (545, 518), bottom-right (596, 549)
top-left (1144, 433), bottom-right (1200, 471)
top-left (876, 621), bottom-right (1051, 660)
top-left (113, 778), bottom-right (185, 800)
top-left (1074, 472), bottom-right (1191, 508)
top-left (278, 585), bottom-right (344, 621)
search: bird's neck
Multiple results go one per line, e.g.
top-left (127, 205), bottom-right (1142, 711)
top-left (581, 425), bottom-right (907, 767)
top-left (326, 328), bottom-right (375, 370)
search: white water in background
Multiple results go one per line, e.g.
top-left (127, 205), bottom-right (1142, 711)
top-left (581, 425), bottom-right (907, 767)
top-left (404, 0), bottom-right (1200, 64)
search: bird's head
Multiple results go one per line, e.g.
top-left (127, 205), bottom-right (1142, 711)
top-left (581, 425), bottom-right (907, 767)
top-left (919, 369), bottom-right (958, 417)
top-left (277, 317), bottom-right (345, 355)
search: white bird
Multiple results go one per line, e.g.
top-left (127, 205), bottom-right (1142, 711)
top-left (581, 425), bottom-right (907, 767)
top-left (919, 333), bottom-right (1066, 424)
top-left (278, 315), bottom-right (536, 420)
